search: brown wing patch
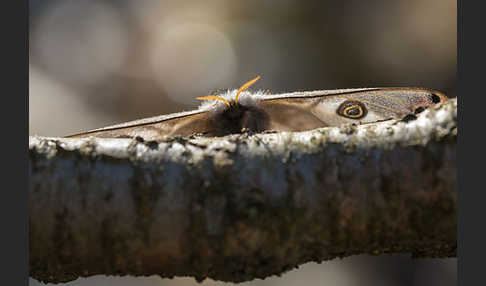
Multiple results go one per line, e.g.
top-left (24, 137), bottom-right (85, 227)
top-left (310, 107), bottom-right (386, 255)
top-left (259, 98), bottom-right (328, 131)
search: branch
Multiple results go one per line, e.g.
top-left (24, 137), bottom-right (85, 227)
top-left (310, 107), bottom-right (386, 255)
top-left (29, 98), bottom-right (457, 283)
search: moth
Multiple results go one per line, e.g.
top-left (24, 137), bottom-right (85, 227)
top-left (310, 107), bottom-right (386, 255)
top-left (67, 76), bottom-right (447, 140)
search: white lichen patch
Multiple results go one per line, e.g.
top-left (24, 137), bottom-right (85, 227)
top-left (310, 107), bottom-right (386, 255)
top-left (92, 138), bottom-right (132, 158)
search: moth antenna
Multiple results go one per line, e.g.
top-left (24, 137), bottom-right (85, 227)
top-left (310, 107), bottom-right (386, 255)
top-left (235, 75), bottom-right (261, 104)
top-left (196, 96), bottom-right (231, 107)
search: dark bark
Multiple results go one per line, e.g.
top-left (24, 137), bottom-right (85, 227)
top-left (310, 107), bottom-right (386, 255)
top-left (29, 99), bottom-right (457, 283)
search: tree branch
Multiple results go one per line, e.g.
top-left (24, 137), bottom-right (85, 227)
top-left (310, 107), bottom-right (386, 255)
top-left (29, 98), bottom-right (457, 283)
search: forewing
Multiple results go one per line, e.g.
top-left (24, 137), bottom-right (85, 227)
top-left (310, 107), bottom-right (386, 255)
top-left (259, 88), bottom-right (447, 129)
top-left (66, 111), bottom-right (211, 140)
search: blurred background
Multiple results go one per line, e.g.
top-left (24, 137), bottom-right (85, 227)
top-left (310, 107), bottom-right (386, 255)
top-left (29, 0), bottom-right (456, 285)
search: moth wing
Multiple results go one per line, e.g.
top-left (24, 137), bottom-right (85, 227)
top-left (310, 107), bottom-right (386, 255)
top-left (259, 88), bottom-right (447, 130)
top-left (258, 88), bottom-right (378, 130)
top-left (305, 88), bottom-right (447, 125)
top-left (66, 110), bottom-right (211, 140)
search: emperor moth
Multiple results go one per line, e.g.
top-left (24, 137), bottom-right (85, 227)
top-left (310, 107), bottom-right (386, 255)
top-left (67, 76), bottom-right (447, 140)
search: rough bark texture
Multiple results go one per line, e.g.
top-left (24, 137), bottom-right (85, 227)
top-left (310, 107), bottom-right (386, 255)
top-left (29, 98), bottom-right (457, 284)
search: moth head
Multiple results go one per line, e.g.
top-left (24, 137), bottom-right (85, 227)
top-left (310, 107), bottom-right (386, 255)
top-left (195, 76), bottom-right (268, 135)
top-left (196, 76), bottom-right (261, 108)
